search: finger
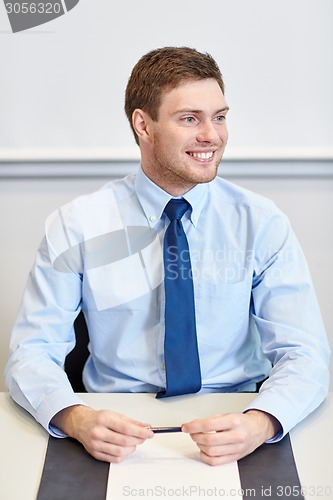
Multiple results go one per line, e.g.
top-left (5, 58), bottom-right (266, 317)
top-left (199, 449), bottom-right (240, 467)
top-left (88, 423), bottom-right (151, 451)
top-left (190, 427), bottom-right (245, 447)
top-left (197, 440), bottom-right (244, 457)
top-left (182, 413), bottom-right (242, 434)
top-left (102, 428), bottom-right (149, 447)
top-left (181, 416), bottom-right (225, 434)
top-left (112, 420), bottom-right (154, 440)
top-left (100, 412), bottom-right (154, 440)
top-left (85, 441), bottom-right (138, 463)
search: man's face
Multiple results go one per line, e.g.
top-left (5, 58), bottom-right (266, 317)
top-left (142, 78), bottom-right (229, 196)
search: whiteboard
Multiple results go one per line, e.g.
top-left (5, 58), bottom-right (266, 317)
top-left (0, 0), bottom-right (332, 161)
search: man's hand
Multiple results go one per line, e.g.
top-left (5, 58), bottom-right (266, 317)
top-left (51, 405), bottom-right (154, 463)
top-left (181, 410), bottom-right (281, 466)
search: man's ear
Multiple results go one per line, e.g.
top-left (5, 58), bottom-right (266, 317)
top-left (132, 109), bottom-right (153, 144)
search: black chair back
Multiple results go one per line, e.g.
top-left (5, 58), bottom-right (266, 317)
top-left (64, 311), bottom-right (89, 392)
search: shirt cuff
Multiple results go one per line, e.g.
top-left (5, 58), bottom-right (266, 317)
top-left (243, 394), bottom-right (289, 443)
top-left (35, 387), bottom-right (88, 437)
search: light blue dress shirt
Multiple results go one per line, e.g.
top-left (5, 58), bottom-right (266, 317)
top-left (5, 168), bottom-right (330, 439)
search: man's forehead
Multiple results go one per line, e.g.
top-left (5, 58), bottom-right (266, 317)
top-left (163, 77), bottom-right (223, 94)
top-left (159, 78), bottom-right (227, 110)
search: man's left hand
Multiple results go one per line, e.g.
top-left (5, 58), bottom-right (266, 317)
top-left (181, 410), bottom-right (281, 466)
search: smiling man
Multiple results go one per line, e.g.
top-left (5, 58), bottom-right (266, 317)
top-left (132, 77), bottom-right (229, 195)
top-left (5, 47), bottom-right (330, 466)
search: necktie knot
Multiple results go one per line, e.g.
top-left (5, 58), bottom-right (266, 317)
top-left (164, 198), bottom-right (190, 221)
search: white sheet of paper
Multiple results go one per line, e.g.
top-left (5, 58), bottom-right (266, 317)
top-left (106, 431), bottom-right (242, 499)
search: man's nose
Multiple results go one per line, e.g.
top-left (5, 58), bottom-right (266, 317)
top-left (196, 120), bottom-right (220, 143)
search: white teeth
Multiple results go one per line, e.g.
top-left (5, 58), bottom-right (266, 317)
top-left (190, 151), bottom-right (214, 159)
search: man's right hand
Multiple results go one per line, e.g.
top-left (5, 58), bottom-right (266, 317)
top-left (51, 405), bottom-right (154, 462)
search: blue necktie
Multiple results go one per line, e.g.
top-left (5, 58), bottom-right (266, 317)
top-left (157, 198), bottom-right (201, 398)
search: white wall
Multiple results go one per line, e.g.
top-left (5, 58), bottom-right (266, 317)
top-left (1, 0), bottom-right (332, 161)
top-left (1, 173), bottom-right (332, 391)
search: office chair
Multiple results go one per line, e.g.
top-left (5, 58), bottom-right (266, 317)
top-left (64, 311), bottom-right (89, 392)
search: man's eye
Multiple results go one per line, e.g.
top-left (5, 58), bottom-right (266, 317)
top-left (214, 115), bottom-right (226, 122)
top-left (183, 116), bottom-right (195, 123)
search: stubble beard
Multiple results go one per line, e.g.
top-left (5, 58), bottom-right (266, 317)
top-left (152, 139), bottom-right (223, 194)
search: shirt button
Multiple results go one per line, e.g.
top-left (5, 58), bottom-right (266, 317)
top-left (193, 215), bottom-right (197, 222)
top-left (150, 215), bottom-right (157, 222)
top-left (162, 363), bottom-right (166, 370)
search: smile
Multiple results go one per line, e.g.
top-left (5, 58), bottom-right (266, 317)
top-left (187, 151), bottom-right (214, 160)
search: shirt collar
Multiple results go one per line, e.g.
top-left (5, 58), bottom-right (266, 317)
top-left (135, 166), bottom-right (208, 228)
top-left (182, 181), bottom-right (207, 227)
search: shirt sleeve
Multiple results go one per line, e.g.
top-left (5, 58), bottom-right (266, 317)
top-left (244, 207), bottom-right (330, 439)
top-left (4, 212), bottom-right (88, 436)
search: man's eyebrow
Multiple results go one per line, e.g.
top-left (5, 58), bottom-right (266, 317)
top-left (174, 106), bottom-right (230, 115)
top-left (215, 107), bottom-right (230, 114)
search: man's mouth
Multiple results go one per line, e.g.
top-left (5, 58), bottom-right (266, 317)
top-left (187, 151), bottom-right (215, 160)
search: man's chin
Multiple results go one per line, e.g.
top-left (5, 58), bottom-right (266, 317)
top-left (193, 165), bottom-right (219, 184)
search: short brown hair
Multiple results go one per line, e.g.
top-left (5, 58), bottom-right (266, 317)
top-left (124, 47), bottom-right (225, 144)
